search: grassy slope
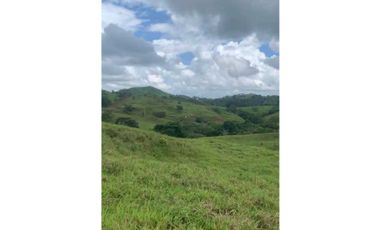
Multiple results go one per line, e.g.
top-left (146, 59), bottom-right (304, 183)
top-left (104, 87), bottom-right (244, 130)
top-left (102, 123), bottom-right (279, 229)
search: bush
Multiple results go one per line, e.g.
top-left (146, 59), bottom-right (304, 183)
top-left (154, 122), bottom-right (185, 138)
top-left (115, 117), bottom-right (139, 128)
top-left (117, 89), bottom-right (132, 98)
top-left (102, 95), bottom-right (112, 108)
top-left (267, 106), bottom-right (279, 115)
top-left (154, 121), bottom-right (221, 138)
top-left (195, 117), bottom-right (206, 123)
top-left (226, 104), bottom-right (237, 113)
top-left (222, 121), bottom-right (240, 135)
top-left (212, 107), bottom-right (222, 114)
top-left (176, 105), bottom-right (183, 111)
top-left (102, 111), bottom-right (113, 122)
top-left (237, 110), bottom-right (262, 123)
top-left (153, 111), bottom-right (166, 118)
top-left (123, 105), bottom-right (136, 113)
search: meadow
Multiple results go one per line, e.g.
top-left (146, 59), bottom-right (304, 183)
top-left (102, 123), bottom-right (279, 229)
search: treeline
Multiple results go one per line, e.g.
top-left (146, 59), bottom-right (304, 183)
top-left (103, 88), bottom-right (279, 108)
top-left (153, 107), bottom-right (279, 138)
top-left (153, 119), bottom-right (277, 138)
top-left (199, 94), bottom-right (279, 107)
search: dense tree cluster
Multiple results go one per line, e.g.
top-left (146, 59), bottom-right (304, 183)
top-left (201, 94), bottom-right (279, 107)
top-left (123, 105), bottom-right (136, 113)
top-left (115, 117), bottom-right (139, 128)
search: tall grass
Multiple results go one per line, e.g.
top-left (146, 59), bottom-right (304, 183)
top-left (102, 123), bottom-right (279, 229)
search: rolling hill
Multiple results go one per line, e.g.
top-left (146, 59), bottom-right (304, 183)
top-left (102, 87), bottom-right (279, 136)
top-left (102, 123), bottom-right (279, 229)
top-left (102, 87), bottom-right (279, 229)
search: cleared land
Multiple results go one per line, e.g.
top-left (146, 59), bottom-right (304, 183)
top-left (102, 123), bottom-right (279, 229)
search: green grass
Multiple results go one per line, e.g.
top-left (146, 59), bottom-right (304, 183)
top-left (104, 87), bottom-right (244, 131)
top-left (102, 123), bottom-right (279, 229)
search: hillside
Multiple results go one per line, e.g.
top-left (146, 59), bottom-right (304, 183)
top-left (102, 87), bottom-right (279, 137)
top-left (102, 123), bottom-right (279, 229)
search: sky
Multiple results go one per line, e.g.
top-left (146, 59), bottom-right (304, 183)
top-left (102, 0), bottom-right (279, 98)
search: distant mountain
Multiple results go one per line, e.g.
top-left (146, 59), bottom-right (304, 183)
top-left (199, 94), bottom-right (279, 107)
top-left (116, 86), bottom-right (170, 98)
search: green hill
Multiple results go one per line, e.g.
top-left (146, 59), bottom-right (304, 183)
top-left (118, 86), bottom-right (170, 97)
top-left (102, 123), bottom-right (279, 229)
top-left (102, 87), bottom-right (279, 136)
top-left (102, 87), bottom-right (244, 131)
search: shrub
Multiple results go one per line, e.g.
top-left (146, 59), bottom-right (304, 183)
top-left (176, 105), bottom-right (183, 111)
top-left (154, 122), bottom-right (185, 137)
top-left (195, 117), bottom-right (206, 123)
top-left (226, 104), bottom-right (237, 113)
top-left (212, 107), bottom-right (222, 114)
top-left (237, 110), bottom-right (262, 123)
top-left (115, 117), bottom-right (139, 128)
top-left (123, 105), bottom-right (136, 113)
top-left (154, 121), bottom-right (221, 138)
top-left (102, 111), bottom-right (113, 122)
top-left (153, 111), bottom-right (166, 118)
top-left (117, 89), bottom-right (132, 98)
top-left (102, 95), bottom-right (112, 108)
top-left (222, 121), bottom-right (240, 134)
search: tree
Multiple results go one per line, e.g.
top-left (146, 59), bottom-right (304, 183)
top-left (153, 111), bottom-right (166, 118)
top-left (222, 121), bottom-right (240, 134)
top-left (176, 105), bottom-right (183, 111)
top-left (115, 117), bottom-right (139, 128)
top-left (226, 104), bottom-right (237, 113)
top-left (195, 117), bottom-right (205, 123)
top-left (102, 111), bottom-right (113, 122)
top-left (123, 105), bottom-right (136, 113)
top-left (154, 122), bottom-right (185, 138)
top-left (102, 95), bottom-right (111, 108)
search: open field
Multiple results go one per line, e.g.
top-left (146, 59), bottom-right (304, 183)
top-left (102, 123), bottom-right (279, 229)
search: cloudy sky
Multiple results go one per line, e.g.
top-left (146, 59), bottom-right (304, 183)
top-left (102, 0), bottom-right (279, 98)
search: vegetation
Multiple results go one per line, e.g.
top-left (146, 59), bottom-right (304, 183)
top-left (154, 121), bottom-right (221, 138)
top-left (103, 123), bottom-right (279, 229)
top-left (102, 87), bottom-right (279, 229)
top-left (102, 111), bottom-right (113, 122)
top-left (123, 105), bottom-right (136, 113)
top-left (200, 94), bottom-right (279, 107)
top-left (153, 111), bottom-right (166, 118)
top-left (115, 117), bottom-right (139, 128)
top-left (176, 105), bottom-right (183, 111)
top-left (101, 86), bottom-right (278, 135)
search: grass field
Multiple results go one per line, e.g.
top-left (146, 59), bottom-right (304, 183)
top-left (103, 87), bottom-right (244, 131)
top-left (102, 123), bottom-right (279, 229)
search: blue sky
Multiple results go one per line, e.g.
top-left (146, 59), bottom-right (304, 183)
top-left (102, 0), bottom-right (279, 97)
top-left (130, 4), bottom-right (172, 41)
top-left (260, 43), bottom-right (279, 58)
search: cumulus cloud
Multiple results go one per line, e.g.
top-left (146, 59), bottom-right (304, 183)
top-left (269, 39), bottom-right (279, 53)
top-left (102, 24), bottom-right (164, 66)
top-left (147, 23), bottom-right (173, 34)
top-left (102, 60), bottom-right (125, 76)
top-left (264, 56), bottom-right (279, 69)
top-left (126, 0), bottom-right (278, 40)
top-left (214, 55), bottom-right (259, 78)
top-left (102, 2), bottom-right (142, 31)
top-left (101, 0), bottom-right (279, 97)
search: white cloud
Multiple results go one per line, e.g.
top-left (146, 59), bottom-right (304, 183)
top-left (102, 2), bottom-right (142, 32)
top-left (147, 23), bottom-right (173, 34)
top-left (269, 38), bottom-right (279, 52)
top-left (101, 0), bottom-right (279, 97)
